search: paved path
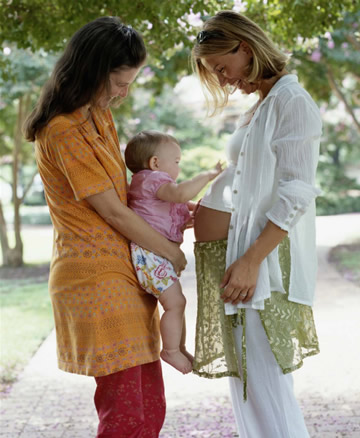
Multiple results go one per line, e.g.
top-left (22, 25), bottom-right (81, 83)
top-left (1, 214), bottom-right (359, 437)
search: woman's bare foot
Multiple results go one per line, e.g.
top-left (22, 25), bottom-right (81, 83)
top-left (180, 346), bottom-right (194, 364)
top-left (160, 349), bottom-right (192, 374)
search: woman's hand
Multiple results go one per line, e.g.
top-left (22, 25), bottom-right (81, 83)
top-left (86, 188), bottom-right (188, 274)
top-left (220, 254), bottom-right (260, 304)
top-left (220, 221), bottom-right (288, 305)
top-left (183, 200), bottom-right (200, 230)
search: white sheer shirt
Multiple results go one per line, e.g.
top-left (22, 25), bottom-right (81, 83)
top-left (224, 74), bottom-right (322, 314)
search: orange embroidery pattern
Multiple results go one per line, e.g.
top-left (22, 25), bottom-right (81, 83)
top-left (35, 108), bottom-right (160, 376)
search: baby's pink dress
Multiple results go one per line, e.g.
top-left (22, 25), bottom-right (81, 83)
top-left (128, 170), bottom-right (190, 243)
top-left (127, 170), bottom-right (190, 296)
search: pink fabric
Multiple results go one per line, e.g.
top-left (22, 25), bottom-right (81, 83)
top-left (94, 360), bottom-right (166, 438)
top-left (128, 170), bottom-right (190, 243)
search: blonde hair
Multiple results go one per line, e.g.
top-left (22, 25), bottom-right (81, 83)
top-left (191, 10), bottom-right (289, 113)
top-left (125, 130), bottom-right (179, 173)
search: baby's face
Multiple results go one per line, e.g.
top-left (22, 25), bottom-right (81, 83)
top-left (155, 141), bottom-right (181, 180)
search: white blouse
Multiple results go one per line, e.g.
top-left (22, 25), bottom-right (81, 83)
top-left (224, 74), bottom-right (322, 313)
top-left (200, 126), bottom-right (247, 212)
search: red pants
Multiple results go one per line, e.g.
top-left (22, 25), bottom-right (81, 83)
top-left (94, 360), bottom-right (166, 438)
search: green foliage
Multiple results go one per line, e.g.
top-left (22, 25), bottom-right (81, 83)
top-left (245, 0), bottom-right (358, 47)
top-left (293, 10), bottom-right (360, 103)
top-left (0, 281), bottom-right (53, 384)
top-left (316, 166), bottom-right (360, 215)
top-left (1, 0), bottom-right (358, 88)
top-left (2, 0), bottom-right (357, 51)
top-left (0, 1), bottom-right (230, 70)
top-left (0, 45), bottom-right (56, 88)
top-left (179, 143), bottom-right (225, 199)
top-left (0, 46), bottom-right (56, 157)
top-left (316, 121), bottom-right (360, 215)
top-left (116, 85), bottom-right (215, 145)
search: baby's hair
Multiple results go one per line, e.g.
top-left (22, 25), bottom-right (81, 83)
top-left (125, 130), bottom-right (179, 173)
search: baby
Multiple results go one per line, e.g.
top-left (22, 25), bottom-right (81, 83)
top-left (125, 130), bottom-right (223, 374)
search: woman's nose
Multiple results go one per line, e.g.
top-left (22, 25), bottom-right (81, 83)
top-left (216, 72), bottom-right (228, 88)
top-left (118, 86), bottom-right (129, 98)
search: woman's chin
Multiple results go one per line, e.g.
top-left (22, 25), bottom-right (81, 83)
top-left (239, 85), bottom-right (257, 95)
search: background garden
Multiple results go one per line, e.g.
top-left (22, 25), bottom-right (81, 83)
top-left (1, 0), bottom-right (359, 392)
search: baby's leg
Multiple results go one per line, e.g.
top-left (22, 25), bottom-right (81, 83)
top-left (180, 317), bottom-right (194, 364)
top-left (159, 281), bottom-right (192, 374)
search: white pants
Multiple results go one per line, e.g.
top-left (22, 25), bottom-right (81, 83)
top-left (229, 309), bottom-right (309, 438)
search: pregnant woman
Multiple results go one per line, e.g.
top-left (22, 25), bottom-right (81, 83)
top-left (191, 10), bottom-right (321, 438)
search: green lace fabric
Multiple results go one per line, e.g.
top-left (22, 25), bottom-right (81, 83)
top-left (193, 237), bottom-right (320, 389)
top-left (193, 239), bottom-right (241, 379)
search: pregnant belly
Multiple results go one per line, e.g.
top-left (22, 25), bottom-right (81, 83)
top-left (194, 205), bottom-right (231, 242)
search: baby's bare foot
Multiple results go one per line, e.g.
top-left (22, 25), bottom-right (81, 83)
top-left (180, 346), bottom-right (194, 364)
top-left (160, 349), bottom-right (192, 374)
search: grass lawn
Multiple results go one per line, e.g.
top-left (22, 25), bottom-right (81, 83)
top-left (0, 282), bottom-right (53, 387)
top-left (0, 224), bottom-right (54, 390)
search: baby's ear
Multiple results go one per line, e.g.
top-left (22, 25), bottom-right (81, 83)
top-left (148, 156), bottom-right (159, 171)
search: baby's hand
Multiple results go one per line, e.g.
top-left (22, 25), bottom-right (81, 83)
top-left (208, 161), bottom-right (225, 181)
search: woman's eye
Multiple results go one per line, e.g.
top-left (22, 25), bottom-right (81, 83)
top-left (218, 67), bottom-right (225, 74)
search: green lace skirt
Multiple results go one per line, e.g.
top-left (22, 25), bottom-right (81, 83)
top-left (193, 237), bottom-right (320, 391)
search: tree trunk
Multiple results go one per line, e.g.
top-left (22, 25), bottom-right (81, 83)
top-left (0, 200), bottom-right (11, 265)
top-left (1, 94), bottom-right (33, 267)
top-left (6, 95), bottom-right (26, 266)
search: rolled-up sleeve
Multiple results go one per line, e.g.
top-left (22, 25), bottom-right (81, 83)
top-left (266, 94), bottom-right (322, 231)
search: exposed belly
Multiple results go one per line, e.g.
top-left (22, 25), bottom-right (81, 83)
top-left (194, 205), bottom-right (231, 242)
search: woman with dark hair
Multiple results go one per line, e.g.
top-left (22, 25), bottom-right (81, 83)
top-left (24, 17), bottom-right (186, 438)
top-left (191, 11), bottom-right (321, 437)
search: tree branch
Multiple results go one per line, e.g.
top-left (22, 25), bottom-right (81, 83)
top-left (326, 64), bottom-right (360, 134)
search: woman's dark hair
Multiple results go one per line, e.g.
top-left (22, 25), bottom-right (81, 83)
top-left (24, 16), bottom-right (146, 141)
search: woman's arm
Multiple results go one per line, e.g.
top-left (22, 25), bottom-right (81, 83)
top-left (156, 162), bottom-right (223, 204)
top-left (220, 221), bottom-right (287, 304)
top-left (265, 94), bottom-right (322, 231)
top-left (85, 188), bottom-right (187, 274)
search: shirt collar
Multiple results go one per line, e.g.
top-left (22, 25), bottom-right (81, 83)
top-left (266, 74), bottom-right (298, 99)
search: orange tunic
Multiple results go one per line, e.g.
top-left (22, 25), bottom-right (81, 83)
top-left (35, 107), bottom-right (160, 376)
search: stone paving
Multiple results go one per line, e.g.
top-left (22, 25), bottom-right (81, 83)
top-left (1, 214), bottom-right (359, 437)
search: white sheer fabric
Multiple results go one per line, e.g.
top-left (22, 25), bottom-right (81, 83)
top-left (225, 75), bottom-right (322, 312)
top-left (229, 309), bottom-right (310, 438)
